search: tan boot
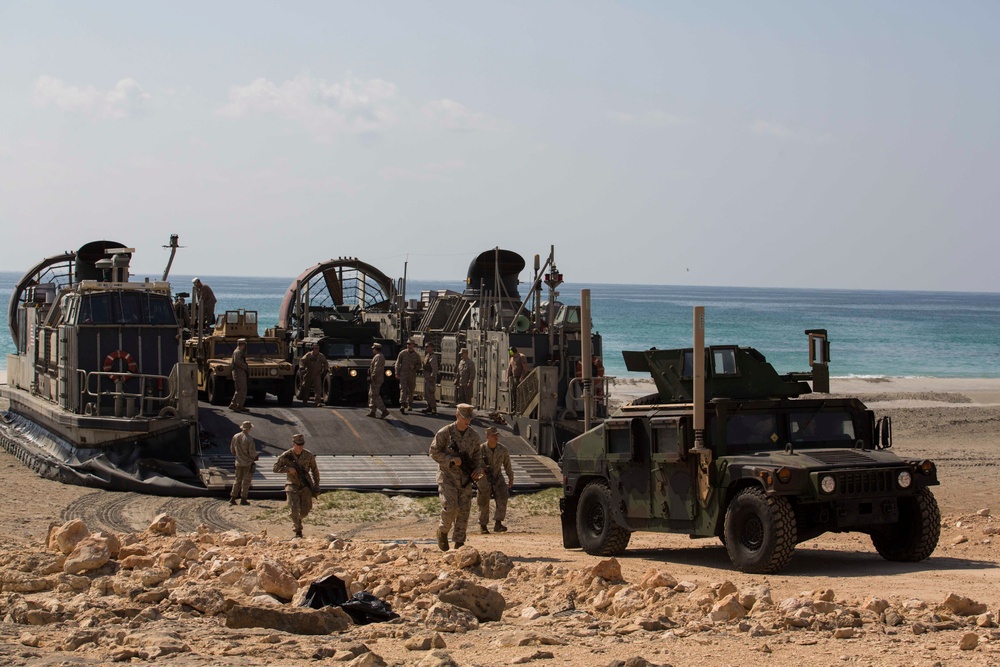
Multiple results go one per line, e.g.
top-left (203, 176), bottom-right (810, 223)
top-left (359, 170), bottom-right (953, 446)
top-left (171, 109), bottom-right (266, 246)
top-left (437, 529), bottom-right (449, 552)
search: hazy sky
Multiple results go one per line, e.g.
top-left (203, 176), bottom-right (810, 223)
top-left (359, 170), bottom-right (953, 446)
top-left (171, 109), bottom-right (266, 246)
top-left (1, 1), bottom-right (997, 291)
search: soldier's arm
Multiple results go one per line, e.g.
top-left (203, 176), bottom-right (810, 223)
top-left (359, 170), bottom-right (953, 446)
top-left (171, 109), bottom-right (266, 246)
top-left (469, 434), bottom-right (485, 477)
top-left (503, 447), bottom-right (514, 484)
top-left (309, 455), bottom-right (320, 487)
top-left (273, 453), bottom-right (291, 473)
top-left (428, 430), bottom-right (453, 467)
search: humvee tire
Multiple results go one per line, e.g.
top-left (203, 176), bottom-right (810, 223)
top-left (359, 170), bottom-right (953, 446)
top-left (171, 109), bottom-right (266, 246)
top-left (870, 487), bottom-right (941, 562)
top-left (576, 482), bottom-right (631, 556)
top-left (724, 486), bottom-right (796, 574)
top-left (206, 372), bottom-right (232, 406)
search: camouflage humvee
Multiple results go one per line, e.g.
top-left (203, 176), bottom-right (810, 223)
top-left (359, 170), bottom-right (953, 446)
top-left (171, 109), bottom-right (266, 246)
top-left (560, 330), bottom-right (941, 573)
top-left (183, 309), bottom-right (295, 405)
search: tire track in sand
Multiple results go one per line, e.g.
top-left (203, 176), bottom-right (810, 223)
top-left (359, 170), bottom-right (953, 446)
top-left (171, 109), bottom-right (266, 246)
top-left (157, 497), bottom-right (243, 533)
top-left (61, 492), bottom-right (142, 534)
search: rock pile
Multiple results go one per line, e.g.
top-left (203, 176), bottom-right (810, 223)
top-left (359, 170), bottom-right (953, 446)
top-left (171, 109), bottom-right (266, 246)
top-left (0, 515), bottom-right (997, 665)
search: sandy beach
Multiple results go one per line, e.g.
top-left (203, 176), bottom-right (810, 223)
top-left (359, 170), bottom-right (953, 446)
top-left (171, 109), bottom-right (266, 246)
top-left (2, 372), bottom-right (1000, 665)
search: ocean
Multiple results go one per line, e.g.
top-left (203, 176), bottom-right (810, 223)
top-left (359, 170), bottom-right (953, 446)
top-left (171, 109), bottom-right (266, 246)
top-left (1, 271), bottom-right (998, 379)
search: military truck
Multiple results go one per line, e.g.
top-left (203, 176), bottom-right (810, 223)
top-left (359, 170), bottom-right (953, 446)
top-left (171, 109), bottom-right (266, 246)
top-left (294, 323), bottom-right (400, 406)
top-left (560, 319), bottom-right (940, 573)
top-left (183, 309), bottom-right (295, 405)
top-left (276, 257), bottom-right (400, 406)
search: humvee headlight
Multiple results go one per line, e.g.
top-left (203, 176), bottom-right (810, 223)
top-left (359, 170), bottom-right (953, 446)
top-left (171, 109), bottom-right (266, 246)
top-left (820, 475), bottom-right (836, 494)
top-left (776, 467), bottom-right (792, 484)
top-left (385, 369), bottom-right (393, 378)
top-left (349, 369), bottom-right (358, 377)
top-left (897, 470), bottom-right (913, 489)
top-left (269, 368), bottom-right (277, 376)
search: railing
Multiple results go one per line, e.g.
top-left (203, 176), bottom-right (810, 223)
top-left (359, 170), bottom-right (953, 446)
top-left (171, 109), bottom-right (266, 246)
top-left (79, 370), bottom-right (177, 419)
top-left (513, 369), bottom-right (540, 414)
top-left (565, 376), bottom-right (612, 420)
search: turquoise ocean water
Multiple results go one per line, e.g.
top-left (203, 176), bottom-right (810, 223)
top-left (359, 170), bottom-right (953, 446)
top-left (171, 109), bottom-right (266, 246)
top-left (1, 271), bottom-right (998, 379)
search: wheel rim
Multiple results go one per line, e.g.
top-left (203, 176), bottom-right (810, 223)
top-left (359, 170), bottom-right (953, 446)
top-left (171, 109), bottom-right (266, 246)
top-left (586, 501), bottom-right (606, 536)
top-left (740, 514), bottom-right (764, 551)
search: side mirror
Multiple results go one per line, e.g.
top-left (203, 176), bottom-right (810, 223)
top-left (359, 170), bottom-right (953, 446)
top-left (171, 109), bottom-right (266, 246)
top-left (874, 416), bottom-right (892, 449)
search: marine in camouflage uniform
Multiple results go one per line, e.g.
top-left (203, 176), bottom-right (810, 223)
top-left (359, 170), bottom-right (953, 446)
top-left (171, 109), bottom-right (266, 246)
top-left (421, 342), bottom-right (439, 414)
top-left (229, 420), bottom-right (257, 504)
top-left (455, 348), bottom-right (475, 405)
top-left (192, 278), bottom-right (216, 329)
top-left (298, 343), bottom-right (328, 406)
top-left (229, 338), bottom-right (250, 413)
top-left (272, 433), bottom-right (320, 538)
top-left (396, 340), bottom-right (422, 414)
top-left (477, 426), bottom-right (514, 533)
top-left (367, 342), bottom-right (389, 418)
top-left (428, 403), bottom-right (484, 551)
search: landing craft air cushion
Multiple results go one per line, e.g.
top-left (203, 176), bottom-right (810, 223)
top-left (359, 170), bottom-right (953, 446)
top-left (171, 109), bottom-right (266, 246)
top-left (0, 239), bottom-right (203, 494)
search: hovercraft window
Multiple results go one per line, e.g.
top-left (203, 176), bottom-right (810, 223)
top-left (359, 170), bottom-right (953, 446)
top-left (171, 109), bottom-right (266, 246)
top-left (146, 295), bottom-right (176, 325)
top-left (77, 293), bottom-right (176, 325)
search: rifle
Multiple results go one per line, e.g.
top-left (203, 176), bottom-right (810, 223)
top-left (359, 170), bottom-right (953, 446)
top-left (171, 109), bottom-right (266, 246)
top-left (447, 431), bottom-right (476, 488)
top-left (282, 452), bottom-right (320, 496)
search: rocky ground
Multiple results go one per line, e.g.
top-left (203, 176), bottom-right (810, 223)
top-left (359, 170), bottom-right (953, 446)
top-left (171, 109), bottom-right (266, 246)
top-left (1, 377), bottom-right (1000, 666)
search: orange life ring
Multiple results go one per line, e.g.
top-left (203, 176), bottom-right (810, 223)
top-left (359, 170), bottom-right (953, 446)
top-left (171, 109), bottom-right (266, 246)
top-left (103, 350), bottom-right (138, 382)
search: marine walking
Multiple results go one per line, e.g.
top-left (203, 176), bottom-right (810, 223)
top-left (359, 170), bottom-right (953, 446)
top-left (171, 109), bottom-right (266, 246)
top-left (229, 337), bottom-right (250, 413)
top-left (477, 425), bottom-right (513, 534)
top-left (298, 343), bottom-right (328, 407)
top-left (367, 342), bottom-right (390, 418)
top-left (396, 339), bottom-right (421, 414)
top-left (273, 433), bottom-right (321, 539)
top-left (421, 341), bottom-right (438, 414)
top-left (428, 403), bottom-right (484, 551)
top-left (229, 420), bottom-right (257, 505)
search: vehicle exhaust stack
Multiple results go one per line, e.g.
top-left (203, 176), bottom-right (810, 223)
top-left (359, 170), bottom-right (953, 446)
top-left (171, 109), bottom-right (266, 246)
top-left (690, 306), bottom-right (713, 508)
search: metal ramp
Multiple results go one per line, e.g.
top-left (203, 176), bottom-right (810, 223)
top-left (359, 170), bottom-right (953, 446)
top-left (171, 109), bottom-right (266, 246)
top-left (200, 453), bottom-right (560, 496)
top-left (197, 402), bottom-right (561, 496)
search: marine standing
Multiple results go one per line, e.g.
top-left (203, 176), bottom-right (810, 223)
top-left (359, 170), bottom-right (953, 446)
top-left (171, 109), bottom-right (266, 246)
top-left (506, 346), bottom-right (528, 411)
top-left (229, 338), bottom-right (250, 413)
top-left (229, 420), bottom-right (257, 505)
top-left (173, 294), bottom-right (190, 329)
top-left (367, 342), bottom-right (390, 419)
top-left (191, 278), bottom-right (217, 329)
top-left (428, 403), bottom-right (484, 551)
top-left (477, 426), bottom-right (514, 534)
top-left (298, 343), bottom-right (328, 407)
top-left (396, 339), bottom-right (421, 415)
top-left (421, 341), bottom-right (439, 414)
top-left (273, 433), bottom-right (320, 539)
top-left (455, 347), bottom-right (475, 405)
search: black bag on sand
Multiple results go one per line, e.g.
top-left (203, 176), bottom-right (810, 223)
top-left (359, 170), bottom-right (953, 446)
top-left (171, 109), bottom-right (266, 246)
top-left (300, 574), bottom-right (399, 625)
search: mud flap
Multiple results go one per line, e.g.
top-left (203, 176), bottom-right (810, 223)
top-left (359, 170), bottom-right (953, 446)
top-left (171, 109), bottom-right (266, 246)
top-left (559, 496), bottom-right (580, 548)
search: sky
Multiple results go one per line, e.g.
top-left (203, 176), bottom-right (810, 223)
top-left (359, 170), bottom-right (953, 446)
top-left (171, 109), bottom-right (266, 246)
top-left (1, 1), bottom-right (998, 292)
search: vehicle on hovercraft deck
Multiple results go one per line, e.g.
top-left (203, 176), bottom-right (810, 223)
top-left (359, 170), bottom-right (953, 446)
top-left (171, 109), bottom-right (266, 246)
top-left (183, 308), bottom-right (295, 406)
top-left (276, 257), bottom-right (400, 406)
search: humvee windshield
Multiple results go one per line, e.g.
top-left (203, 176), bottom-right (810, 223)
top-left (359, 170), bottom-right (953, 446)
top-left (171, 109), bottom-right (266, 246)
top-left (716, 409), bottom-right (857, 452)
top-left (320, 340), bottom-right (397, 360)
top-left (214, 341), bottom-right (282, 356)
